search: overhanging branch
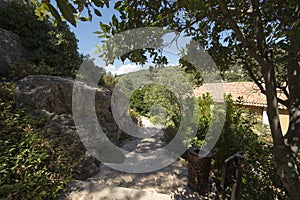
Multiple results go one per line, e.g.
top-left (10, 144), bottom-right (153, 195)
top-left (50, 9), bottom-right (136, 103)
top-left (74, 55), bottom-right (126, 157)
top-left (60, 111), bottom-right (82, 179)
top-left (216, 0), bottom-right (265, 65)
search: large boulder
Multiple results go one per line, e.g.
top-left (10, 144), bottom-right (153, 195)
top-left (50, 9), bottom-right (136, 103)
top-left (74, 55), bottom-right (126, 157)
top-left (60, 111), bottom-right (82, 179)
top-left (14, 75), bottom-right (120, 142)
top-left (0, 28), bottom-right (27, 76)
top-left (14, 75), bottom-right (122, 180)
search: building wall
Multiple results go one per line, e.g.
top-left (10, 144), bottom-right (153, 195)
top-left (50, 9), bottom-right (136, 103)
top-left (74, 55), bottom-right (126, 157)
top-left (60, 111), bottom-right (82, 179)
top-left (279, 109), bottom-right (289, 134)
top-left (263, 109), bottom-right (289, 134)
top-left (235, 104), bottom-right (290, 134)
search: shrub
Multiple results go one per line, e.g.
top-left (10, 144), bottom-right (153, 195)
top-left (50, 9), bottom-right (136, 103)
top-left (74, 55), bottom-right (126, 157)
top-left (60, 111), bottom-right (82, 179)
top-left (0, 82), bottom-right (82, 199)
top-left (129, 84), bottom-right (180, 123)
top-left (99, 72), bottom-right (117, 91)
top-left (192, 93), bottom-right (212, 145)
top-left (129, 85), bottom-right (152, 116)
top-left (127, 84), bottom-right (289, 198)
top-left (129, 84), bottom-right (181, 143)
top-left (195, 94), bottom-right (289, 199)
top-left (0, 0), bottom-right (82, 79)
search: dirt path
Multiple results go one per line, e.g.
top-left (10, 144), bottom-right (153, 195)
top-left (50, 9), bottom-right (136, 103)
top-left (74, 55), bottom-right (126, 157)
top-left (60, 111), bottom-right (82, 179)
top-left (87, 117), bottom-right (218, 199)
top-left (67, 117), bottom-right (218, 199)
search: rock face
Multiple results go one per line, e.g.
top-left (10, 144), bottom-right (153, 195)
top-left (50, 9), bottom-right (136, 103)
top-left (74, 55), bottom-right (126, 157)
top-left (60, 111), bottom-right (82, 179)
top-left (0, 28), bottom-right (27, 76)
top-left (14, 75), bottom-right (122, 180)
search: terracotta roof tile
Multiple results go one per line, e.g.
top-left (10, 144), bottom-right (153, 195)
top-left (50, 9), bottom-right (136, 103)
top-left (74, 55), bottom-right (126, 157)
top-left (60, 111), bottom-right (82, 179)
top-left (194, 82), bottom-right (287, 109)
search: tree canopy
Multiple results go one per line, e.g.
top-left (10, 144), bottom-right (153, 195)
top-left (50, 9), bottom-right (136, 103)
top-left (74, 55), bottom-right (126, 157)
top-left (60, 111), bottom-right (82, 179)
top-left (0, 0), bottom-right (82, 79)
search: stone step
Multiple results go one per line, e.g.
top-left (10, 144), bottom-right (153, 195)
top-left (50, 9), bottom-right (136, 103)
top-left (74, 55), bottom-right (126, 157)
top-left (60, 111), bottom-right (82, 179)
top-left (65, 180), bottom-right (171, 200)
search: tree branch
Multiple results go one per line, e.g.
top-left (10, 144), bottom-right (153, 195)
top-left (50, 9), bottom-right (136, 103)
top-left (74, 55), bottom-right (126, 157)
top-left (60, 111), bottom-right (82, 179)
top-left (217, 0), bottom-right (284, 146)
top-left (242, 57), bottom-right (266, 94)
top-left (249, 0), bottom-right (266, 55)
top-left (216, 0), bottom-right (264, 65)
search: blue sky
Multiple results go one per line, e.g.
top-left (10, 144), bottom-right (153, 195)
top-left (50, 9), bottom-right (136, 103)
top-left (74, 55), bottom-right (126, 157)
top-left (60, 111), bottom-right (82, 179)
top-left (65, 1), bottom-right (182, 75)
top-left (69, 5), bottom-right (116, 55)
top-left (68, 4), bottom-right (147, 75)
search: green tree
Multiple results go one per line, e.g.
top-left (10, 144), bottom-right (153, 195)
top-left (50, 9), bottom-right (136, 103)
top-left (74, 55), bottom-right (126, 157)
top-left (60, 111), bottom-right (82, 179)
top-left (79, 54), bottom-right (117, 90)
top-left (0, 0), bottom-right (82, 79)
top-left (129, 84), bottom-right (180, 126)
top-left (221, 63), bottom-right (252, 82)
top-left (36, 0), bottom-right (300, 198)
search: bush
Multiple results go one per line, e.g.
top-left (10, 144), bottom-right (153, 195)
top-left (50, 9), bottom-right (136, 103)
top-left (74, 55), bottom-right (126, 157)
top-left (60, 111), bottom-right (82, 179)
top-left (128, 84), bottom-right (289, 198)
top-left (129, 85), bottom-right (152, 116)
top-left (129, 84), bottom-right (181, 143)
top-left (192, 93), bottom-right (211, 145)
top-left (0, 82), bottom-right (82, 199)
top-left (195, 94), bottom-right (289, 199)
top-left (129, 84), bottom-right (180, 123)
top-left (0, 0), bottom-right (82, 79)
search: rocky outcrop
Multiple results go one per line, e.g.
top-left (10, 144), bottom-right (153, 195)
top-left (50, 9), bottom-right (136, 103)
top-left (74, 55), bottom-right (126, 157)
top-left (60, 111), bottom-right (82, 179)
top-left (0, 28), bottom-right (27, 76)
top-left (14, 75), bottom-right (122, 180)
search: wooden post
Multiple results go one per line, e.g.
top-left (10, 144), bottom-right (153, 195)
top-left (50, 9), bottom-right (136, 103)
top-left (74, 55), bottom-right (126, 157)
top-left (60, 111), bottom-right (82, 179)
top-left (188, 147), bottom-right (212, 194)
top-left (221, 152), bottom-right (244, 200)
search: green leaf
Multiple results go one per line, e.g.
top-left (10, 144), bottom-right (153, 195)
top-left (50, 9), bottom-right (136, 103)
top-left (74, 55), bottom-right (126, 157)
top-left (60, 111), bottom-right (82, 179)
top-left (79, 17), bottom-right (90, 21)
top-left (48, 4), bottom-right (61, 22)
top-left (158, 14), bottom-right (163, 20)
top-left (94, 9), bottom-right (102, 17)
top-left (93, 31), bottom-right (103, 34)
top-left (93, 0), bottom-right (104, 7)
top-left (57, 0), bottom-right (76, 26)
top-left (114, 1), bottom-right (122, 9)
top-left (97, 34), bottom-right (107, 38)
top-left (100, 22), bottom-right (110, 32)
top-left (41, 2), bottom-right (49, 10)
top-left (103, 0), bottom-right (109, 8)
top-left (100, 22), bottom-right (106, 32)
top-left (112, 14), bottom-right (118, 26)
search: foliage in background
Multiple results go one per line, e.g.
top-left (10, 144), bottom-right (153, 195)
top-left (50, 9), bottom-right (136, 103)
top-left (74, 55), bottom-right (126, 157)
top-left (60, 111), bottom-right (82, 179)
top-left (129, 83), bottom-right (181, 143)
top-left (0, 82), bottom-right (84, 199)
top-left (194, 94), bottom-right (289, 199)
top-left (221, 64), bottom-right (252, 82)
top-left (77, 55), bottom-right (117, 90)
top-left (0, 0), bottom-right (82, 79)
top-left (128, 85), bottom-right (289, 198)
top-left (129, 84), bottom-right (180, 125)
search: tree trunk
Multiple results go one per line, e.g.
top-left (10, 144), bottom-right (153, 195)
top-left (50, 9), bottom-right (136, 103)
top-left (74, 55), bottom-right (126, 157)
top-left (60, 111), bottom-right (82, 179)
top-left (216, 1), bottom-right (300, 197)
top-left (277, 36), bottom-right (300, 198)
top-left (262, 58), bottom-right (300, 199)
top-left (272, 143), bottom-right (300, 199)
top-left (276, 20), bottom-right (300, 199)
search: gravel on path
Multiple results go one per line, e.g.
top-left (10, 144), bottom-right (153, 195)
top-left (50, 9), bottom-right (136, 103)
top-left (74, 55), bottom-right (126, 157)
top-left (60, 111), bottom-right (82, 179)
top-left (65, 117), bottom-right (219, 199)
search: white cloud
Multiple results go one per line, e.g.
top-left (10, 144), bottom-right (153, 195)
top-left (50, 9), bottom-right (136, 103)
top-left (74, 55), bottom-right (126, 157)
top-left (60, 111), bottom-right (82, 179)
top-left (105, 64), bottom-right (140, 75)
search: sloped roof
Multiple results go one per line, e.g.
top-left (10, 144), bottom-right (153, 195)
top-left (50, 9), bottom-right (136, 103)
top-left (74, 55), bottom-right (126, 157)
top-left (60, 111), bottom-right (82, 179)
top-left (194, 82), bottom-right (287, 109)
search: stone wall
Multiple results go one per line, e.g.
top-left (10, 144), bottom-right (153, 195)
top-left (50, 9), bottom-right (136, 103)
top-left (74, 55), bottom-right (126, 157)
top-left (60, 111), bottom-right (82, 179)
top-left (14, 75), bottom-right (122, 180)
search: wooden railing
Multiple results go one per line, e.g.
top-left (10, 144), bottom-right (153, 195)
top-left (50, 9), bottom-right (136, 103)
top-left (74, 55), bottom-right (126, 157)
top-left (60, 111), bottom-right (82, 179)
top-left (220, 152), bottom-right (244, 200)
